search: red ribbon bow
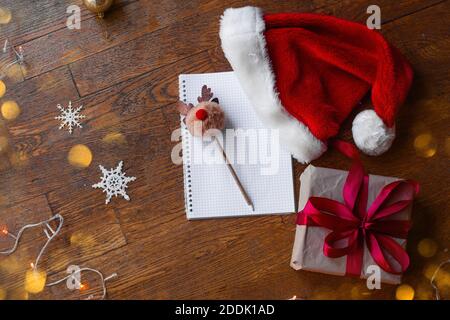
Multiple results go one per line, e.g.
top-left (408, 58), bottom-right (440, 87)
top-left (297, 140), bottom-right (419, 277)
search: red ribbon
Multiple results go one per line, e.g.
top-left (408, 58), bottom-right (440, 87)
top-left (297, 140), bottom-right (419, 277)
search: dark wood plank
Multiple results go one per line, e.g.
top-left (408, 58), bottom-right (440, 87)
top-left (37, 207), bottom-right (127, 276)
top-left (0, 195), bottom-right (53, 299)
top-left (3, 52), bottom-right (212, 208)
top-left (0, 201), bottom-right (126, 300)
top-left (3, 66), bottom-right (79, 128)
top-left (20, 0), bottom-right (249, 79)
top-left (68, 9), bottom-right (226, 96)
top-left (0, 0), bottom-right (135, 45)
top-left (0, 66), bottom-right (79, 204)
top-left (69, 0), bottom-right (443, 97)
top-left (311, 0), bottom-right (444, 22)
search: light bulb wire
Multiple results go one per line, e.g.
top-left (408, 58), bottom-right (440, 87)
top-left (46, 267), bottom-right (118, 300)
top-left (0, 38), bottom-right (25, 81)
top-left (0, 214), bottom-right (63, 270)
top-left (0, 213), bottom-right (117, 299)
top-left (430, 258), bottom-right (450, 300)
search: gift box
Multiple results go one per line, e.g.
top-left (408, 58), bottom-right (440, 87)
top-left (290, 161), bottom-right (418, 284)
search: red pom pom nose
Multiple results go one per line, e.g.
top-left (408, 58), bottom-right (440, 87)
top-left (195, 109), bottom-right (208, 121)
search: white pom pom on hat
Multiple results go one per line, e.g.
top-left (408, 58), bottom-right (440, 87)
top-left (352, 110), bottom-right (396, 156)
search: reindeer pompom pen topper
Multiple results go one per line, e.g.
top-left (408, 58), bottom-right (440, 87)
top-left (177, 85), bottom-right (254, 211)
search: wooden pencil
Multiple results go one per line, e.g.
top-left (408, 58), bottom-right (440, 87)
top-left (214, 137), bottom-right (254, 211)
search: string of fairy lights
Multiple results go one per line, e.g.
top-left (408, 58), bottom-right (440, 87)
top-left (0, 214), bottom-right (64, 270)
top-left (0, 39), bottom-right (24, 81)
top-left (430, 259), bottom-right (450, 300)
top-left (0, 36), bottom-right (118, 299)
top-left (46, 267), bottom-right (118, 300)
top-left (3, 211), bottom-right (447, 300)
top-left (0, 214), bottom-right (118, 299)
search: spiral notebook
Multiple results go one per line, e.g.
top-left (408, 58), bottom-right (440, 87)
top-left (180, 71), bottom-right (295, 219)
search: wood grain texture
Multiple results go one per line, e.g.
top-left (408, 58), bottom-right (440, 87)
top-left (0, 0), bottom-right (136, 45)
top-left (21, 0), bottom-right (245, 79)
top-left (0, 0), bottom-right (449, 300)
top-left (68, 0), bottom-right (443, 96)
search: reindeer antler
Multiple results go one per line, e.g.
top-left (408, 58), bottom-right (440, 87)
top-left (176, 101), bottom-right (194, 116)
top-left (198, 85), bottom-right (213, 103)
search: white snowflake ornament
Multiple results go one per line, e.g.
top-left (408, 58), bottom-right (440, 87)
top-left (92, 161), bottom-right (136, 204)
top-left (55, 101), bottom-right (86, 134)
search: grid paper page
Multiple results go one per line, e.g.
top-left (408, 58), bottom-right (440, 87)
top-left (180, 72), bottom-right (295, 219)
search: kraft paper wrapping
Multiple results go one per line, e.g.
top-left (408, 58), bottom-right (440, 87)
top-left (290, 165), bottom-right (413, 284)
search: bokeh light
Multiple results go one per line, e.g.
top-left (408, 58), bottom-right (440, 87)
top-left (102, 132), bottom-right (126, 145)
top-left (424, 263), bottom-right (438, 280)
top-left (311, 286), bottom-right (335, 299)
top-left (0, 225), bottom-right (8, 235)
top-left (0, 7), bottom-right (12, 24)
top-left (70, 231), bottom-right (96, 249)
top-left (424, 263), bottom-right (450, 286)
top-left (351, 285), bottom-right (372, 299)
top-left (1, 100), bottom-right (20, 120)
top-left (0, 286), bottom-right (6, 300)
top-left (395, 284), bottom-right (415, 300)
top-left (417, 238), bottom-right (438, 258)
top-left (0, 80), bottom-right (6, 98)
top-left (9, 151), bottom-right (29, 167)
top-left (0, 136), bottom-right (8, 153)
top-left (79, 282), bottom-right (89, 292)
top-left (350, 286), bottom-right (362, 299)
top-left (68, 144), bottom-right (93, 168)
top-left (24, 268), bottom-right (47, 294)
top-left (3, 64), bottom-right (24, 82)
top-left (413, 133), bottom-right (437, 158)
top-left (0, 255), bottom-right (21, 273)
top-left (415, 282), bottom-right (433, 300)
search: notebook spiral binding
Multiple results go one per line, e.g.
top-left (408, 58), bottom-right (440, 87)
top-left (180, 79), bottom-right (193, 215)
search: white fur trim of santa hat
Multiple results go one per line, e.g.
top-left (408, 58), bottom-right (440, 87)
top-left (219, 6), bottom-right (327, 164)
top-left (352, 110), bottom-right (396, 156)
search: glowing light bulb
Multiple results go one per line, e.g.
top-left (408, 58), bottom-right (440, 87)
top-left (25, 268), bottom-right (47, 294)
top-left (79, 282), bottom-right (89, 291)
top-left (0, 226), bottom-right (7, 236)
top-left (395, 284), bottom-right (414, 300)
top-left (1, 100), bottom-right (21, 120)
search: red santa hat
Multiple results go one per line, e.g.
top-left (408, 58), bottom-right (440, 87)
top-left (219, 6), bottom-right (413, 163)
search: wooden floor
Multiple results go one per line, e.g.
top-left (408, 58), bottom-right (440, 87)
top-left (0, 0), bottom-right (448, 300)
